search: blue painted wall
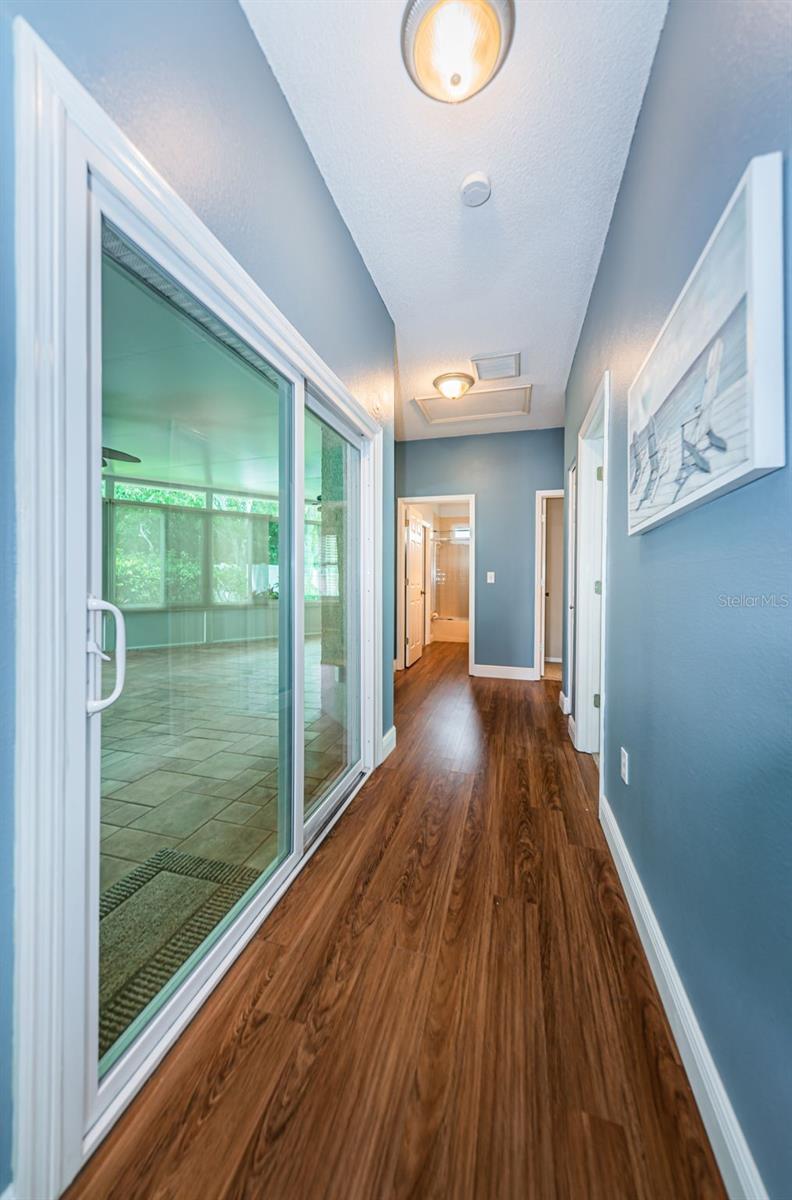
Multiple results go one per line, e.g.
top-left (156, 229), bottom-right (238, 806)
top-left (0, 0), bottom-right (394, 1187)
top-left (396, 430), bottom-right (564, 669)
top-left (564, 1), bottom-right (792, 1193)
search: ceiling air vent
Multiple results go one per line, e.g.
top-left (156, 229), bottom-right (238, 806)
top-left (472, 351), bottom-right (521, 382)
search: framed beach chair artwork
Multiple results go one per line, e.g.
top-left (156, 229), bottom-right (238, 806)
top-left (627, 153), bottom-right (785, 534)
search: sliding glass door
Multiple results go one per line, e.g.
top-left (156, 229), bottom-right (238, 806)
top-left (94, 222), bottom-right (296, 1076)
top-left (303, 399), bottom-right (362, 838)
top-left (87, 206), bottom-right (371, 1123)
top-left (14, 51), bottom-right (384, 1192)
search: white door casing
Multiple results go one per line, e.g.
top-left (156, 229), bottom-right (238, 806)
top-left (544, 497), bottom-right (564, 662)
top-left (538, 498), bottom-right (548, 678)
top-left (572, 371), bottom-right (610, 756)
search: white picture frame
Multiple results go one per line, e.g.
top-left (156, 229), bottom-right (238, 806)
top-left (627, 152), bottom-right (785, 535)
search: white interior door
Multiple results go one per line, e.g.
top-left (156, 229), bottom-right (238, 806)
top-left (537, 497), bottom-right (548, 678)
top-left (574, 411), bottom-right (606, 752)
top-left (592, 460), bottom-right (604, 700)
top-left (566, 464), bottom-right (577, 707)
top-left (405, 509), bottom-right (425, 667)
top-left (423, 523), bottom-right (433, 644)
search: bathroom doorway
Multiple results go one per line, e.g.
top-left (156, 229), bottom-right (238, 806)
top-left (395, 495), bottom-right (475, 673)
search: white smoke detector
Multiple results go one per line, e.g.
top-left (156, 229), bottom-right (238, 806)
top-left (461, 171), bottom-right (491, 208)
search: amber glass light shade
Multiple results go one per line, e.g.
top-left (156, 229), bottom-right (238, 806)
top-left (403, 0), bottom-right (514, 104)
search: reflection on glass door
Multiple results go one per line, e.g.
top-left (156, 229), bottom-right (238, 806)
top-left (95, 223), bottom-right (293, 1074)
top-left (303, 403), bottom-right (361, 825)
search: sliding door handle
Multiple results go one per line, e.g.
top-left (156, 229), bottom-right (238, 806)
top-left (87, 596), bottom-right (126, 714)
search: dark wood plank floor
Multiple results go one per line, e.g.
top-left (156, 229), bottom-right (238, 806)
top-left (67, 642), bottom-right (724, 1200)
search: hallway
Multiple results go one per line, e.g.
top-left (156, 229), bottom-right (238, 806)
top-left (67, 642), bottom-right (723, 1200)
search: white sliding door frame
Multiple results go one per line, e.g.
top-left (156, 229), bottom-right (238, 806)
top-left (85, 176), bottom-right (308, 1136)
top-left (13, 19), bottom-right (383, 1199)
top-left (302, 385), bottom-right (368, 847)
top-left (395, 494), bottom-right (476, 675)
top-left (533, 489), bottom-right (564, 680)
top-left (572, 371), bottom-right (611, 756)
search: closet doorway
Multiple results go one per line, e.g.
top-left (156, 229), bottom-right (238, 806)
top-left (534, 490), bottom-right (565, 681)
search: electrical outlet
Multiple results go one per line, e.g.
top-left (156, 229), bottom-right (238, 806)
top-left (620, 747), bottom-right (629, 785)
top-left (486, 571), bottom-right (495, 583)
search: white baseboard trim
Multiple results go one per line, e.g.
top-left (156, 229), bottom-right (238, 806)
top-left (567, 714), bottom-right (576, 741)
top-left (379, 725), bottom-right (397, 763)
top-left (599, 795), bottom-right (768, 1200)
top-left (559, 690), bottom-right (570, 715)
top-left (470, 663), bottom-right (539, 681)
top-left (545, 656), bottom-right (562, 663)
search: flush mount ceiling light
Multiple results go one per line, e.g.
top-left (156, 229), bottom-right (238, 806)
top-left (433, 371), bottom-right (475, 399)
top-left (402, 0), bottom-right (515, 104)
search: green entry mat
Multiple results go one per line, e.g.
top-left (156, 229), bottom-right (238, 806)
top-left (99, 848), bottom-right (261, 1060)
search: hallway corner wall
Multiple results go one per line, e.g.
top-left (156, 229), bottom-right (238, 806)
top-left (396, 429), bottom-right (564, 672)
top-left (563, 0), bottom-right (792, 1193)
top-left (0, 0), bottom-right (395, 1189)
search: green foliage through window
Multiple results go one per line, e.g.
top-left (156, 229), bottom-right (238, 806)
top-left (212, 492), bottom-right (278, 516)
top-left (166, 511), bottom-right (204, 604)
top-left (105, 481), bottom-right (281, 609)
top-left (113, 505), bottom-right (164, 608)
top-left (113, 483), bottom-right (206, 508)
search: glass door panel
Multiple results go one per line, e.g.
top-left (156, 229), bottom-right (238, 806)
top-left (303, 404), bottom-right (361, 826)
top-left (96, 222), bottom-right (293, 1074)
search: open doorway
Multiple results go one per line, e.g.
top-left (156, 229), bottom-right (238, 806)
top-left (396, 494), bottom-right (475, 673)
top-left (534, 489), bottom-right (565, 681)
top-left (572, 371), bottom-right (611, 764)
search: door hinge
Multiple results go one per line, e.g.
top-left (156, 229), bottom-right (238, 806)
top-left (596, 466), bottom-right (603, 482)
top-left (593, 693), bottom-right (601, 709)
top-left (594, 580), bottom-right (602, 595)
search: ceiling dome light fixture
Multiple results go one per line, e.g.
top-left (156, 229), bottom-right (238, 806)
top-left (402, 0), bottom-right (515, 104)
top-left (433, 371), bottom-right (475, 400)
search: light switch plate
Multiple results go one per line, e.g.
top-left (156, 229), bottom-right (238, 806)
top-left (620, 747), bottom-right (629, 785)
top-left (486, 571), bottom-right (495, 583)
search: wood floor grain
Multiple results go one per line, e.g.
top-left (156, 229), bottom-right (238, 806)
top-left (66, 641), bottom-right (724, 1200)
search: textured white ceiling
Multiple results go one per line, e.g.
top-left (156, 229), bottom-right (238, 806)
top-left (103, 257), bottom-right (327, 496)
top-left (241, 0), bottom-right (667, 441)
